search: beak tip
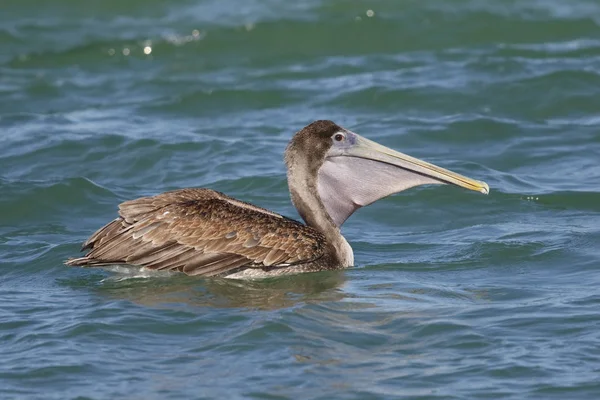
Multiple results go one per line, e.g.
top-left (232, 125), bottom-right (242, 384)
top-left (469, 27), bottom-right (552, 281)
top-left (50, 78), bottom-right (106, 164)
top-left (479, 182), bottom-right (490, 195)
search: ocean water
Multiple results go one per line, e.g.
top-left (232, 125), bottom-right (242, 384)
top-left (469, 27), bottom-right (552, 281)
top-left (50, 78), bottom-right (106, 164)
top-left (1, 1), bottom-right (600, 398)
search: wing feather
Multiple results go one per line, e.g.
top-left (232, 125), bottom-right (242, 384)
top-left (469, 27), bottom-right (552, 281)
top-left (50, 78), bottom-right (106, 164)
top-left (66, 188), bottom-right (326, 277)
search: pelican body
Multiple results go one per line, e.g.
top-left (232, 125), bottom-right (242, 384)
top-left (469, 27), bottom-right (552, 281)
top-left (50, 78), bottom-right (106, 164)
top-left (67, 120), bottom-right (489, 278)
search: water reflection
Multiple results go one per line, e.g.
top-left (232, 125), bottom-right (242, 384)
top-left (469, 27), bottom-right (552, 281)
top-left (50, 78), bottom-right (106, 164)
top-left (92, 267), bottom-right (348, 310)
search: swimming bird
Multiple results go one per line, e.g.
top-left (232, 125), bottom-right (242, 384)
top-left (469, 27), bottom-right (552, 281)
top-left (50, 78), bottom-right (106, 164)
top-left (66, 120), bottom-right (489, 279)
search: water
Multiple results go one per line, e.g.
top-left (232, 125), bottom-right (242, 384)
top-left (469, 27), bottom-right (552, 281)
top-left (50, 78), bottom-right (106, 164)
top-left (1, 0), bottom-right (600, 398)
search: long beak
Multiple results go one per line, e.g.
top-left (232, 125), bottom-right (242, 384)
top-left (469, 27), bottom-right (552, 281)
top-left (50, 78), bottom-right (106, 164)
top-left (343, 134), bottom-right (490, 194)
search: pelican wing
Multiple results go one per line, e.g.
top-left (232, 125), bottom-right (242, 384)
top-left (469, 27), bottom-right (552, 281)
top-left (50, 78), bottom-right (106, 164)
top-left (66, 188), bottom-right (326, 276)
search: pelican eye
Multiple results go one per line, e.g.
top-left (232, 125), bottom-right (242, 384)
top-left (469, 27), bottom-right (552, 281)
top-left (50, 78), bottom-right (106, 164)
top-left (334, 133), bottom-right (345, 142)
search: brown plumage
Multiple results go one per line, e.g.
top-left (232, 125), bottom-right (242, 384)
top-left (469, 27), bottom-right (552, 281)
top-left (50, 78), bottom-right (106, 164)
top-left (66, 188), bottom-right (333, 277)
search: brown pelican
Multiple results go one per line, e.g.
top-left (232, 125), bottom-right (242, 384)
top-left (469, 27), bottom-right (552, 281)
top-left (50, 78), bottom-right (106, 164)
top-left (66, 120), bottom-right (489, 279)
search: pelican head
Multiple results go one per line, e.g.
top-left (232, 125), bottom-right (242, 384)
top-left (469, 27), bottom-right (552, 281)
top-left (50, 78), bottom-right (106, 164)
top-left (285, 120), bottom-right (489, 228)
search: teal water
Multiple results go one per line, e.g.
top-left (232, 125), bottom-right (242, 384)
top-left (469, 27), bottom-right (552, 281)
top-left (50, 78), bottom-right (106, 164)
top-left (2, 1), bottom-right (600, 398)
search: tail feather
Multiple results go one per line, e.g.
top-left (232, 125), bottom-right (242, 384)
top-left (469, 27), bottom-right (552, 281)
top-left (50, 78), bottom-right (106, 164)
top-left (65, 257), bottom-right (119, 267)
